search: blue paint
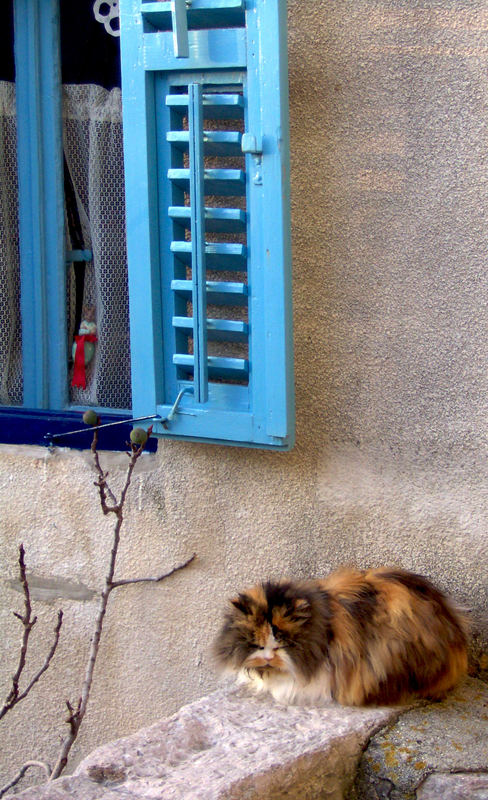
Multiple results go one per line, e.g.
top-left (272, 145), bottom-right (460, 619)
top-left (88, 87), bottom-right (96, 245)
top-left (120, 0), bottom-right (166, 414)
top-left (171, 279), bottom-right (248, 306)
top-left (167, 130), bottom-right (243, 157)
top-left (142, 1), bottom-right (245, 31)
top-left (173, 354), bottom-right (248, 382)
top-left (168, 168), bottom-right (246, 196)
top-left (155, 74), bottom-right (186, 405)
top-left (168, 206), bottom-right (247, 233)
top-left (166, 92), bottom-right (244, 118)
top-left (170, 0), bottom-right (189, 58)
top-left (143, 28), bottom-right (247, 72)
top-left (119, 0), bottom-right (294, 448)
top-left (188, 83), bottom-right (208, 403)
top-left (246, 0), bottom-right (294, 441)
top-left (2, 1), bottom-right (137, 451)
top-left (170, 241), bottom-right (247, 271)
top-left (0, 408), bottom-right (157, 452)
top-left (14, 0), bottom-right (66, 410)
top-left (173, 317), bottom-right (248, 343)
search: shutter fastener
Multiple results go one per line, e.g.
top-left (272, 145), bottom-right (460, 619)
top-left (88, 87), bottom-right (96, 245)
top-left (242, 133), bottom-right (263, 185)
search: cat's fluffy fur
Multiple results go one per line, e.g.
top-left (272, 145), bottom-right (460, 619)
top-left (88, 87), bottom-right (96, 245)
top-left (213, 567), bottom-right (469, 706)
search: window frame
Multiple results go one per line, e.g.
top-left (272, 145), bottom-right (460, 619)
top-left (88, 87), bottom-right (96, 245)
top-left (0, 0), bottom-right (294, 452)
top-left (0, 0), bottom-right (156, 452)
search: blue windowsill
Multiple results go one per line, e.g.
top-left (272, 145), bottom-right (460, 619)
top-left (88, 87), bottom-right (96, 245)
top-left (0, 407), bottom-right (158, 452)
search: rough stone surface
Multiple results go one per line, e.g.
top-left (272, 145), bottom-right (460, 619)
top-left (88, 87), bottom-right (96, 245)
top-left (416, 772), bottom-right (488, 800)
top-left (351, 677), bottom-right (488, 800)
top-left (9, 686), bottom-right (402, 800)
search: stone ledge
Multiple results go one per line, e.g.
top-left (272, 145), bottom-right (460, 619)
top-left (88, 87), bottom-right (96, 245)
top-left (10, 679), bottom-right (488, 800)
top-left (416, 772), bottom-right (488, 800)
top-left (10, 686), bottom-right (402, 800)
top-left (352, 677), bottom-right (488, 800)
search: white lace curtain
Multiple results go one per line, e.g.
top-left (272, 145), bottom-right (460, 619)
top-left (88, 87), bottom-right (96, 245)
top-left (0, 81), bottom-right (131, 410)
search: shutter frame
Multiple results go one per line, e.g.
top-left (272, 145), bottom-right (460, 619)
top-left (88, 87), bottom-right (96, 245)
top-left (120, 0), bottom-right (294, 449)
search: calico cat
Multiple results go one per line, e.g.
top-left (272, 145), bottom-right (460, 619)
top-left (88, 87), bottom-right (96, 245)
top-left (213, 567), bottom-right (469, 706)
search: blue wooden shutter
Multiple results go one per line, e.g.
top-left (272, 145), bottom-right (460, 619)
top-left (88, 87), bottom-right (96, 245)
top-left (119, 0), bottom-right (294, 448)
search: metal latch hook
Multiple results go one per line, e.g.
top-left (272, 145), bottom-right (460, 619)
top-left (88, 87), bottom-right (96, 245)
top-left (242, 133), bottom-right (263, 185)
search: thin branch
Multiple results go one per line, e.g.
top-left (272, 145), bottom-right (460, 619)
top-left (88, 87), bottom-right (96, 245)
top-left (65, 699), bottom-right (81, 737)
top-left (93, 475), bottom-right (119, 515)
top-left (5, 611), bottom-right (63, 715)
top-left (8, 544), bottom-right (35, 695)
top-left (49, 516), bottom-right (123, 779)
top-left (0, 761), bottom-right (51, 798)
top-left (110, 553), bottom-right (197, 590)
top-left (0, 421), bottom-right (195, 794)
top-left (0, 547), bottom-right (63, 721)
top-left (91, 425), bottom-right (117, 508)
top-left (49, 434), bottom-right (151, 780)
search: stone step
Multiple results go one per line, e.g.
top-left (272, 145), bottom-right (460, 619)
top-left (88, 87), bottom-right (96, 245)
top-left (8, 678), bottom-right (488, 800)
top-left (351, 676), bottom-right (488, 800)
top-left (417, 772), bottom-right (488, 800)
top-left (9, 686), bottom-right (402, 800)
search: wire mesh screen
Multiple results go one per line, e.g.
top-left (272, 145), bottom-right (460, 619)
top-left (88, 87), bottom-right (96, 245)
top-left (63, 84), bottom-right (131, 410)
top-left (0, 81), bottom-right (132, 411)
top-left (0, 81), bottom-right (22, 405)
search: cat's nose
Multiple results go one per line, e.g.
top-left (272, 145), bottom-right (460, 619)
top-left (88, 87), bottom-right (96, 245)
top-left (262, 649), bottom-right (274, 662)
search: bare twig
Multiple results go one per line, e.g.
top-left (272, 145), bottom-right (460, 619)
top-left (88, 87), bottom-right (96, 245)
top-left (0, 546), bottom-right (63, 722)
top-left (91, 425), bottom-right (117, 509)
top-left (51, 425), bottom-right (196, 780)
top-left (49, 438), bottom-right (140, 780)
top-left (110, 553), bottom-right (197, 589)
top-left (1, 421), bottom-right (196, 791)
top-left (0, 761), bottom-right (51, 798)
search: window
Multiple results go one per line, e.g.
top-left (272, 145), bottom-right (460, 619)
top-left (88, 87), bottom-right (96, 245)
top-left (0, 0), bottom-right (144, 450)
top-left (0, 0), bottom-right (294, 451)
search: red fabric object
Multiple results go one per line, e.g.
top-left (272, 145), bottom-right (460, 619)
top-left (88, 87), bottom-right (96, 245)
top-left (72, 334), bottom-right (97, 389)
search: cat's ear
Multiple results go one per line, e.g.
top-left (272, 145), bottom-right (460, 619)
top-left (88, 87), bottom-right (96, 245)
top-left (230, 593), bottom-right (252, 615)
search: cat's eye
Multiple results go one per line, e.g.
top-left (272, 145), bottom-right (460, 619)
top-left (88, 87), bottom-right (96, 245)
top-left (274, 626), bottom-right (289, 640)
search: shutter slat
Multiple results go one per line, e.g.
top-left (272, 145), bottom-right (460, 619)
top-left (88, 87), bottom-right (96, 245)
top-left (168, 168), bottom-right (246, 196)
top-left (173, 316), bottom-right (248, 342)
top-left (171, 241), bottom-right (247, 271)
top-left (166, 93), bottom-right (244, 119)
top-left (173, 354), bottom-right (248, 380)
top-left (169, 206), bottom-right (246, 233)
top-left (172, 279), bottom-right (248, 306)
top-left (167, 131), bottom-right (243, 157)
top-left (141, 0), bottom-right (245, 31)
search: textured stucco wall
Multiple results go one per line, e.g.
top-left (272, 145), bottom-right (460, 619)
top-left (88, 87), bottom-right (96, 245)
top-left (2, 0), bottom-right (488, 787)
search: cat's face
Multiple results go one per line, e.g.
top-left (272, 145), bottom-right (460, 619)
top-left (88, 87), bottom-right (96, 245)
top-left (214, 581), bottom-right (330, 681)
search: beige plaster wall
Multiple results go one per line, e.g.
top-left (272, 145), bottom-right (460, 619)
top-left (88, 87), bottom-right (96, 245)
top-left (1, 0), bottom-right (488, 787)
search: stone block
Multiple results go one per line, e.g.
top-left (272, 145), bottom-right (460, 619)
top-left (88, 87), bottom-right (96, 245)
top-left (351, 677), bottom-right (488, 800)
top-left (416, 772), bottom-right (488, 800)
top-left (9, 686), bottom-right (401, 800)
